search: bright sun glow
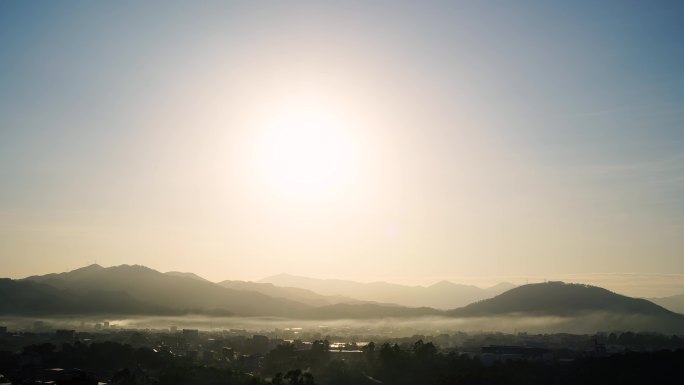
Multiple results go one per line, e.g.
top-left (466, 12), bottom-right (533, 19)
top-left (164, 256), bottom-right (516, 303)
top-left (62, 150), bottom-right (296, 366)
top-left (254, 104), bottom-right (359, 203)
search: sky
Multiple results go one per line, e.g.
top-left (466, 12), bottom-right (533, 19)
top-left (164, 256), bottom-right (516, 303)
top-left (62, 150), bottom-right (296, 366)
top-left (1, 1), bottom-right (683, 297)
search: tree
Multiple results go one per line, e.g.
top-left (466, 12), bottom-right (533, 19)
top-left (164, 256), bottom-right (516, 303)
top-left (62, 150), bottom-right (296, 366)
top-left (283, 369), bottom-right (316, 385)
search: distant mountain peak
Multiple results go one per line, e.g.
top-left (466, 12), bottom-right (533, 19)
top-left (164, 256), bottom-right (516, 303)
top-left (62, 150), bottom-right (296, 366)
top-left (427, 280), bottom-right (487, 289)
top-left (428, 280), bottom-right (475, 290)
top-left (165, 271), bottom-right (210, 282)
top-left (260, 274), bottom-right (518, 309)
top-left (449, 281), bottom-right (679, 318)
top-left (107, 264), bottom-right (160, 274)
top-left (259, 273), bottom-right (309, 281)
top-left (487, 281), bottom-right (516, 290)
top-left (115, 264), bottom-right (152, 270)
top-left (71, 264), bottom-right (104, 273)
top-left (81, 263), bottom-right (103, 269)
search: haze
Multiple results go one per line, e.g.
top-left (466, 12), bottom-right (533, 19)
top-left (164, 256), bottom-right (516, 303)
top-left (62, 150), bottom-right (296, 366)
top-left (1, 1), bottom-right (683, 296)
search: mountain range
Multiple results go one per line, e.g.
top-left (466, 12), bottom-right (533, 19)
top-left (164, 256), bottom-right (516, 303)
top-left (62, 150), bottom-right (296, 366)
top-left (649, 293), bottom-right (684, 314)
top-left (17, 265), bottom-right (439, 319)
top-left (259, 273), bottom-right (515, 309)
top-left (20, 264), bottom-right (311, 317)
top-left (449, 282), bottom-right (678, 317)
top-left (0, 265), bottom-right (682, 332)
top-left (217, 280), bottom-right (366, 307)
top-left (447, 282), bottom-right (684, 333)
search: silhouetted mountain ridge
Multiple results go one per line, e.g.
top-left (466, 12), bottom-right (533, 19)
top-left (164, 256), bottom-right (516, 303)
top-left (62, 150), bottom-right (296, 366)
top-left (259, 273), bottom-right (516, 309)
top-left (0, 278), bottom-right (175, 316)
top-left (444, 281), bottom-right (684, 332)
top-left (217, 280), bottom-right (368, 307)
top-left (650, 293), bottom-right (684, 314)
top-left (23, 265), bottom-right (314, 317)
top-left (164, 271), bottom-right (210, 282)
top-left (448, 281), bottom-right (679, 317)
top-left (4, 266), bottom-right (683, 332)
top-left (17, 265), bottom-right (437, 318)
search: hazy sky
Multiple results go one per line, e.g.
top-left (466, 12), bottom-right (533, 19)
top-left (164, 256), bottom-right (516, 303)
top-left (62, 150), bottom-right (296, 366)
top-left (1, 1), bottom-right (683, 295)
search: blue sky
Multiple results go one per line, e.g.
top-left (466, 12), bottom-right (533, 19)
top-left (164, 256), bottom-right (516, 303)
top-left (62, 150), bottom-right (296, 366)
top-left (1, 1), bottom-right (683, 295)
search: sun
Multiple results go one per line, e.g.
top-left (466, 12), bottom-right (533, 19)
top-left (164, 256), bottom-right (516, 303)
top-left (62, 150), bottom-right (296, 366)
top-left (254, 105), bottom-right (359, 203)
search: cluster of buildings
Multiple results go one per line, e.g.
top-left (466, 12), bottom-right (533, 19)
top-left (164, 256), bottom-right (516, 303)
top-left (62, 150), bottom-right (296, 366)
top-left (1, 321), bottom-right (682, 384)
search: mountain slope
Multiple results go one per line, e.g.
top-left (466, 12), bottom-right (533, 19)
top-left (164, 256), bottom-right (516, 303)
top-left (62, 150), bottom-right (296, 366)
top-left (0, 279), bottom-right (175, 316)
top-left (8, 268), bottom-right (684, 331)
top-left (23, 265), bottom-right (315, 317)
top-left (312, 303), bottom-right (442, 319)
top-left (260, 274), bottom-right (515, 309)
top-left (165, 271), bottom-right (210, 282)
top-left (217, 280), bottom-right (365, 307)
top-left (650, 293), bottom-right (684, 314)
top-left (444, 282), bottom-right (684, 333)
top-left (17, 265), bottom-right (439, 319)
top-left (448, 281), bottom-right (680, 317)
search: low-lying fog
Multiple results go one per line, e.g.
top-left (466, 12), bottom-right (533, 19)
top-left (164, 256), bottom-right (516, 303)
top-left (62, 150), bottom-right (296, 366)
top-left (3, 313), bottom-right (680, 336)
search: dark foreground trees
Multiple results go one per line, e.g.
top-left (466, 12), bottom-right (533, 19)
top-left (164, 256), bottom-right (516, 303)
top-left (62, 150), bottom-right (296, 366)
top-left (1, 339), bottom-right (683, 385)
top-left (266, 340), bottom-right (684, 385)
